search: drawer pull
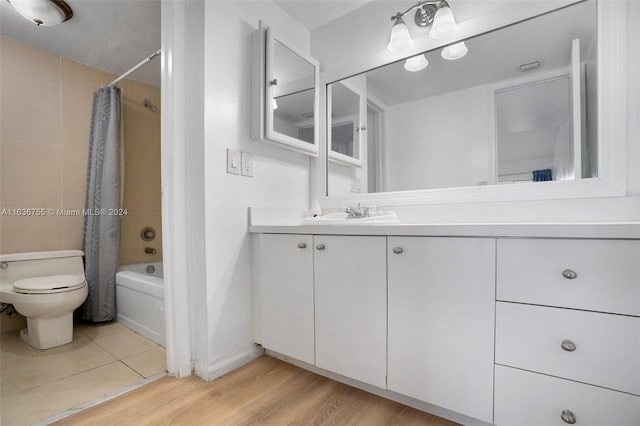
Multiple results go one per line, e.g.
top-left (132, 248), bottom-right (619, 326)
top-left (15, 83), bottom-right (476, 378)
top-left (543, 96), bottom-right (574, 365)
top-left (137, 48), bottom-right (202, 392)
top-left (297, 243), bottom-right (307, 249)
top-left (392, 247), bottom-right (404, 254)
top-left (561, 409), bottom-right (577, 424)
top-left (562, 269), bottom-right (578, 279)
top-left (316, 244), bottom-right (325, 251)
top-left (561, 339), bottom-right (577, 352)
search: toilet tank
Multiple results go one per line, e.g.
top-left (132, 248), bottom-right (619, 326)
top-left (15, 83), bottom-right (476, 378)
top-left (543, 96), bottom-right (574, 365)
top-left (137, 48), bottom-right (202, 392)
top-left (0, 251), bottom-right (85, 283)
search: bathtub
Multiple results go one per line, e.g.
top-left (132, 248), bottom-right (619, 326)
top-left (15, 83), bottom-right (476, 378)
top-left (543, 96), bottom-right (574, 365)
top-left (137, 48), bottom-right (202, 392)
top-left (115, 262), bottom-right (165, 346)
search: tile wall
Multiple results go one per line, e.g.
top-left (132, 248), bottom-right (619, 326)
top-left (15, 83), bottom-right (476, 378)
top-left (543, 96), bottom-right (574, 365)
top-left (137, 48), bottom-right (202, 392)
top-left (0, 36), bottom-right (161, 265)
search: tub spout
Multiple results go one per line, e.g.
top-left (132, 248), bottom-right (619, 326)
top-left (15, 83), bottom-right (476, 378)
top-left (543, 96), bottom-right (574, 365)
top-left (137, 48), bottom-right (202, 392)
top-left (145, 247), bottom-right (157, 255)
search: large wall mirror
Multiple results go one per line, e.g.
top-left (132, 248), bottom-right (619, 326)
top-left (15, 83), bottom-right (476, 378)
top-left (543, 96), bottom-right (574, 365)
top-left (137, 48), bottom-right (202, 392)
top-left (327, 0), bottom-right (597, 196)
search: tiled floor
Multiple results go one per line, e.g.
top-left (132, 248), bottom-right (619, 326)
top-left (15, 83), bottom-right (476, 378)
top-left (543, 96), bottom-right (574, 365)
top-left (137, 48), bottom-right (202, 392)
top-left (0, 321), bottom-right (167, 426)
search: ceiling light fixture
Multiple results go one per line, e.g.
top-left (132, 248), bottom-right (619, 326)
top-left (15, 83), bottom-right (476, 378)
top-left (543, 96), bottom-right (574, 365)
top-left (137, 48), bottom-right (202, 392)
top-left (387, 0), bottom-right (461, 53)
top-left (404, 54), bottom-right (428, 72)
top-left (7, 0), bottom-right (73, 27)
top-left (441, 41), bottom-right (468, 60)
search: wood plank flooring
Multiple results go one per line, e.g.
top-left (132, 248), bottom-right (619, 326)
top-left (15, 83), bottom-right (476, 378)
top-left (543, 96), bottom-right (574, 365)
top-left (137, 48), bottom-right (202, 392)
top-left (53, 355), bottom-right (457, 425)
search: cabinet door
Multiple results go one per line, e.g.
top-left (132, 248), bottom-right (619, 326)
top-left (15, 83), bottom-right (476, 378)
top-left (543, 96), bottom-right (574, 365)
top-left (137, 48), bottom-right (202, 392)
top-left (388, 237), bottom-right (496, 423)
top-left (256, 234), bottom-right (314, 364)
top-left (314, 235), bottom-right (386, 388)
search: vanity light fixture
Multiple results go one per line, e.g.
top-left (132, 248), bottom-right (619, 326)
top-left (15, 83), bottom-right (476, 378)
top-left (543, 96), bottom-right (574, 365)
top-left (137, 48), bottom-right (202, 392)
top-left (7, 0), bottom-right (73, 26)
top-left (387, 0), bottom-right (461, 53)
top-left (441, 41), bottom-right (468, 60)
top-left (429, 3), bottom-right (456, 39)
top-left (387, 16), bottom-right (413, 52)
top-left (404, 54), bottom-right (428, 72)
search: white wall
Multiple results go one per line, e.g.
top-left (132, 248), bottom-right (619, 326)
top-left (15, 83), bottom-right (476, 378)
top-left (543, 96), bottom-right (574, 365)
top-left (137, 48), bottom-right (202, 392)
top-left (328, 161), bottom-right (359, 195)
top-left (383, 85), bottom-right (491, 191)
top-left (199, 1), bottom-right (311, 379)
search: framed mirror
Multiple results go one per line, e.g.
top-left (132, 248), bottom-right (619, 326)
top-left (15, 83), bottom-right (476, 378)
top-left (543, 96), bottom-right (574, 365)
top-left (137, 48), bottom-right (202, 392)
top-left (325, 0), bottom-right (599, 197)
top-left (252, 23), bottom-right (320, 156)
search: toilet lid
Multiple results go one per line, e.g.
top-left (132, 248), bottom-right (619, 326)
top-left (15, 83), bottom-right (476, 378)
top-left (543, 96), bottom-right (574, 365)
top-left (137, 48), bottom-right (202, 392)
top-left (13, 275), bottom-right (86, 294)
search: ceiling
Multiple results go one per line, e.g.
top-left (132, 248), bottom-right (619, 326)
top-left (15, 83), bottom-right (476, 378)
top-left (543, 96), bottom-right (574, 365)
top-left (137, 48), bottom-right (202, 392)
top-left (0, 0), bottom-right (161, 87)
top-left (0, 0), bottom-right (368, 88)
top-left (274, 0), bottom-right (372, 30)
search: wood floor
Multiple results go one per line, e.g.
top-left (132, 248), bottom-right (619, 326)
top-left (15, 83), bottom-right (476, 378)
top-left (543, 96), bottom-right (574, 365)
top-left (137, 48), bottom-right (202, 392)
top-left (54, 355), bottom-right (457, 426)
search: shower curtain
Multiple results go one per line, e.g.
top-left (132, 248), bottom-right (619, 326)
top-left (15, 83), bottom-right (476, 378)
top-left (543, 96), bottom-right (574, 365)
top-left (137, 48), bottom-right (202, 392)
top-left (81, 86), bottom-right (123, 322)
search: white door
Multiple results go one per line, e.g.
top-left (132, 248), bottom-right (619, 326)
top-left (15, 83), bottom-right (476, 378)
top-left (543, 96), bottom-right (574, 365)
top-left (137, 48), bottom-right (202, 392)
top-left (314, 235), bottom-right (386, 388)
top-left (387, 237), bottom-right (496, 423)
top-left (256, 234), bottom-right (314, 364)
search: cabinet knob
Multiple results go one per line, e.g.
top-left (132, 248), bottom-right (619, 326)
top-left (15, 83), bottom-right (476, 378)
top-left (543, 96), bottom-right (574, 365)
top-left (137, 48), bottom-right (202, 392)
top-left (562, 269), bottom-right (578, 279)
top-left (270, 78), bottom-right (278, 86)
top-left (392, 247), bottom-right (404, 254)
top-left (298, 243), bottom-right (307, 249)
top-left (561, 339), bottom-right (577, 352)
top-left (316, 244), bottom-right (325, 251)
top-left (561, 409), bottom-right (577, 424)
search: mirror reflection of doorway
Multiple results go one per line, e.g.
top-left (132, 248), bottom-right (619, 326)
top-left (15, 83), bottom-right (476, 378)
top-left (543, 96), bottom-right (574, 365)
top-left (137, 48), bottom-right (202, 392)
top-left (495, 76), bottom-right (573, 183)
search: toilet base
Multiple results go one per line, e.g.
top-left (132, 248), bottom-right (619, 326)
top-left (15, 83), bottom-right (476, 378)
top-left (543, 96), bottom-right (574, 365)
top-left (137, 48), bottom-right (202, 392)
top-left (20, 312), bottom-right (74, 349)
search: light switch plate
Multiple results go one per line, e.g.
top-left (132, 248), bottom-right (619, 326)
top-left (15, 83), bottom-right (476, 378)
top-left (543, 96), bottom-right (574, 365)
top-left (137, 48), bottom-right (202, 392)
top-left (227, 149), bottom-right (240, 175)
top-left (241, 152), bottom-right (254, 177)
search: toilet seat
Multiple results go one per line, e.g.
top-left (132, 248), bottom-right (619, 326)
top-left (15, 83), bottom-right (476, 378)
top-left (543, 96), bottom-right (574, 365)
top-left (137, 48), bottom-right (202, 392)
top-left (13, 275), bottom-right (86, 294)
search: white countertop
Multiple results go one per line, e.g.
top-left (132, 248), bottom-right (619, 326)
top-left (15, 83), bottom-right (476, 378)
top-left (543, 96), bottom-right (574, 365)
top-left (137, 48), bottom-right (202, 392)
top-left (249, 222), bottom-right (640, 239)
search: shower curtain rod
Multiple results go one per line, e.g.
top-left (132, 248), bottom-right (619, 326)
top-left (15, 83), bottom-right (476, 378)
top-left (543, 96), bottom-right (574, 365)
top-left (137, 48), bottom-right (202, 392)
top-left (108, 49), bottom-right (161, 87)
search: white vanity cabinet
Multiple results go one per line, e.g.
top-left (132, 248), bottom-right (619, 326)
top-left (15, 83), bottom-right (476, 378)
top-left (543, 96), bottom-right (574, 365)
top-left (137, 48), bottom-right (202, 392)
top-left (251, 225), bottom-right (639, 426)
top-left (314, 236), bottom-right (387, 388)
top-left (387, 237), bottom-right (496, 423)
top-left (253, 233), bottom-right (315, 364)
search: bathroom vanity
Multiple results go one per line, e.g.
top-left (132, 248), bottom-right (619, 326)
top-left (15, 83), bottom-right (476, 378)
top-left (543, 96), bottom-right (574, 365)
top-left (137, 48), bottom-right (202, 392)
top-left (251, 223), bottom-right (640, 426)
top-left (246, 0), bottom-right (638, 423)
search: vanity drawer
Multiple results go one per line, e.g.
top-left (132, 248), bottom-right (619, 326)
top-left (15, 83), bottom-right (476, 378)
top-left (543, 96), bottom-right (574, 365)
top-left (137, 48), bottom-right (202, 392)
top-left (497, 239), bottom-right (640, 316)
top-left (496, 302), bottom-right (640, 395)
top-left (495, 365), bottom-right (640, 426)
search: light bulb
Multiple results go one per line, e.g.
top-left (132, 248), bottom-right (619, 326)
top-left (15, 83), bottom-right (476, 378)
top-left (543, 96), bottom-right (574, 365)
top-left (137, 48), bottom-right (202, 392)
top-left (387, 17), bottom-right (413, 53)
top-left (441, 41), bottom-right (468, 60)
top-left (404, 54), bottom-right (428, 72)
top-left (272, 98), bottom-right (278, 110)
top-left (429, 5), bottom-right (456, 39)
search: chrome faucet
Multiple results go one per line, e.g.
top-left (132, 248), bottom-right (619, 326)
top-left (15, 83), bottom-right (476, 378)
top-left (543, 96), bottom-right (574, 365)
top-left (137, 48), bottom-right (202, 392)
top-left (345, 203), bottom-right (370, 219)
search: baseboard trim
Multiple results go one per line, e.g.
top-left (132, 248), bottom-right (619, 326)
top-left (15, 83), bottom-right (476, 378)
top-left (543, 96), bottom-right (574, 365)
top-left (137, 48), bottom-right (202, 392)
top-left (266, 349), bottom-right (492, 426)
top-left (196, 345), bottom-right (264, 382)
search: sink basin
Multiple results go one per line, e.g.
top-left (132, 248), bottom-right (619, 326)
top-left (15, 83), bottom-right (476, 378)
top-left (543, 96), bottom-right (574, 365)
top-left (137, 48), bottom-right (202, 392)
top-left (301, 211), bottom-right (399, 225)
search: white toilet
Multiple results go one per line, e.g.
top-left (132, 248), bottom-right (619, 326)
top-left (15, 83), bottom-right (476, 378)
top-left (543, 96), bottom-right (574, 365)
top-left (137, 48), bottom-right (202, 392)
top-left (0, 250), bottom-right (88, 349)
